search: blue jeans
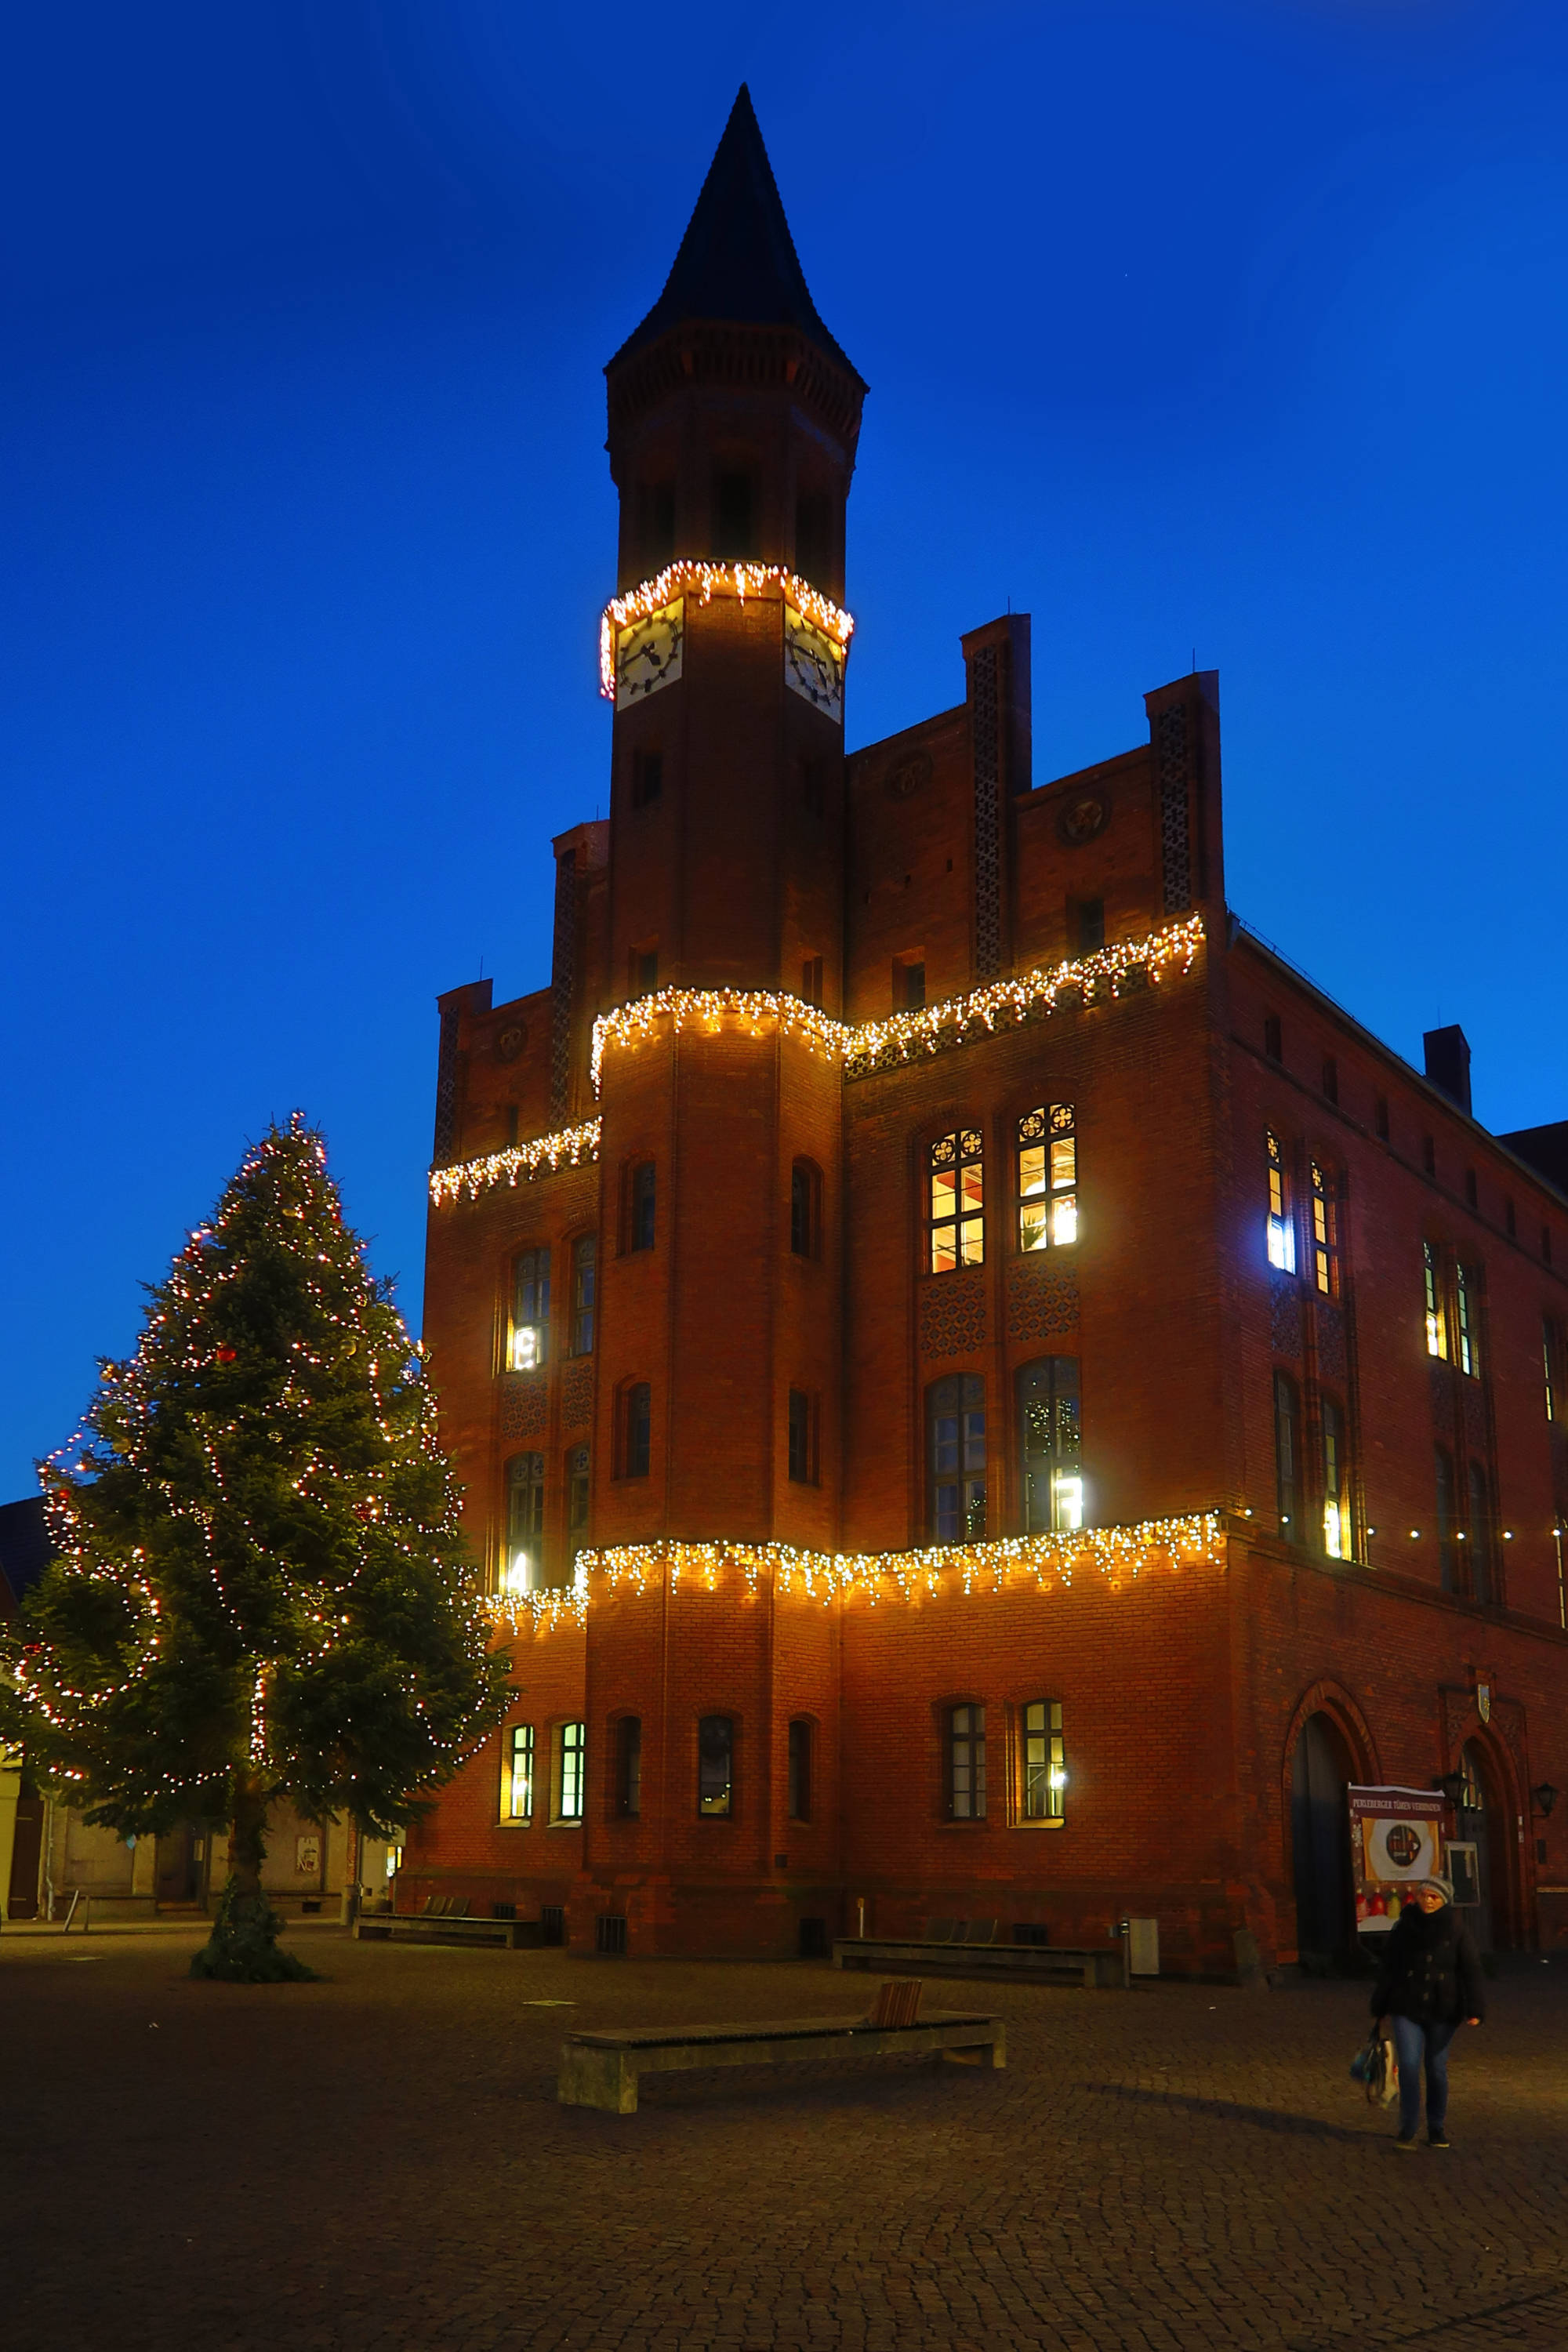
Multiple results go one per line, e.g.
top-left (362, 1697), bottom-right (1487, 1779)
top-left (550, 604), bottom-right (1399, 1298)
top-left (1391, 2015), bottom-right (1457, 2137)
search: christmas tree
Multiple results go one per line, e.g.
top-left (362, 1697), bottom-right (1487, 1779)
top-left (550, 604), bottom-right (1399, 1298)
top-left (0, 1116), bottom-right (510, 1980)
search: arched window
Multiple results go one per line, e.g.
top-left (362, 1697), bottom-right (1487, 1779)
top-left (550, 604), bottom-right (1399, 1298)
top-left (503, 1454), bottom-right (544, 1595)
top-left (927, 1375), bottom-right (985, 1543)
top-left (1321, 1397), bottom-right (1350, 1559)
top-left (1266, 1133), bottom-right (1296, 1273)
top-left (947, 1704), bottom-right (986, 1820)
top-left (1016, 1358), bottom-right (1081, 1532)
top-left (510, 1247), bottom-right (550, 1370)
top-left (927, 1130), bottom-right (983, 1273)
top-left (698, 1715), bottom-right (734, 1817)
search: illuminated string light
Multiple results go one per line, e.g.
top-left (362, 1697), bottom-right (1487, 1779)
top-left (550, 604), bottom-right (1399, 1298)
top-left (484, 1512), bottom-right (1225, 1632)
top-left (428, 1118), bottom-right (601, 1207)
top-left (588, 912), bottom-right (1206, 1098)
top-left (598, 561), bottom-right (854, 700)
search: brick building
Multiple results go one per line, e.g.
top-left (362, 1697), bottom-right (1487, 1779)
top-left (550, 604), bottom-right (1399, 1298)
top-left (408, 88), bottom-right (1568, 1973)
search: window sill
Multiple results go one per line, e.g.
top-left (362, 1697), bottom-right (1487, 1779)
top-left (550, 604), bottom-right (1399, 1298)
top-left (1011, 1817), bottom-right (1066, 1831)
top-left (548, 1818), bottom-right (583, 1831)
top-left (496, 1818), bottom-right (533, 1831)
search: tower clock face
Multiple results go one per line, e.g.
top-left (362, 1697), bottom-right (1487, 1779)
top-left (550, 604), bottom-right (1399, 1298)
top-left (615, 598), bottom-right (684, 710)
top-left (784, 605), bottom-right (844, 724)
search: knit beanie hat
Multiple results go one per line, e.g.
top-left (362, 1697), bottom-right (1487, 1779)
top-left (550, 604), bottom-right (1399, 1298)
top-left (1423, 1874), bottom-right (1455, 1904)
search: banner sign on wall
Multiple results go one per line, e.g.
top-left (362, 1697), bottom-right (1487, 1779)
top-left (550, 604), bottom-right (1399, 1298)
top-left (1348, 1785), bottom-right (1446, 1934)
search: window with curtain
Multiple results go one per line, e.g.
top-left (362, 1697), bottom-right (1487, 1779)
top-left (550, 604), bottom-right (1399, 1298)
top-left (927, 1375), bottom-right (985, 1543)
top-left (1021, 1700), bottom-right (1065, 1821)
top-left (1017, 1357), bottom-right (1082, 1532)
top-left (927, 1130), bottom-right (984, 1272)
top-left (1017, 1105), bottom-right (1076, 1251)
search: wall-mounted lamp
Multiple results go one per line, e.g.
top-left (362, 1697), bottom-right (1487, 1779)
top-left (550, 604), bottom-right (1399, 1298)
top-left (1436, 1769), bottom-right (1466, 1808)
top-left (1534, 1782), bottom-right (1559, 1819)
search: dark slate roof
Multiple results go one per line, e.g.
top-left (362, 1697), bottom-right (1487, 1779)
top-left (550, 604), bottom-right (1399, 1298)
top-left (0, 1494), bottom-right (53, 1614)
top-left (608, 85), bottom-right (862, 384)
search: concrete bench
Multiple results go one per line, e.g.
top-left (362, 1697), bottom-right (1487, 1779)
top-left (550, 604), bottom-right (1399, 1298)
top-left (557, 2009), bottom-right (1005, 2114)
top-left (833, 1935), bottom-right (1123, 1988)
top-left (354, 1911), bottom-right (540, 1950)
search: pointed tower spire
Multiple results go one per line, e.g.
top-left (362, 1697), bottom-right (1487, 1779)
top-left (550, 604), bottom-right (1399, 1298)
top-left (609, 85), bottom-right (863, 384)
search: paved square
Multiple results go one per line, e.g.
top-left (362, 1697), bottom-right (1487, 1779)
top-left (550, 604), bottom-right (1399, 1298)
top-left (5, 1929), bottom-right (1566, 2350)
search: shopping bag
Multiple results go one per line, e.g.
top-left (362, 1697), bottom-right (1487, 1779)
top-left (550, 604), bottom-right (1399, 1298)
top-left (1349, 2030), bottom-right (1399, 2106)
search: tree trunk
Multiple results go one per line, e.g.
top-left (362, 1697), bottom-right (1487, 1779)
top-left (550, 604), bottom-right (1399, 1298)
top-left (227, 1768), bottom-right (268, 1901)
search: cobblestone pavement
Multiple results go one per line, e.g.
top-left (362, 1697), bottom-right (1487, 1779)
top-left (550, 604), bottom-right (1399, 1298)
top-left (5, 1930), bottom-right (1566, 2352)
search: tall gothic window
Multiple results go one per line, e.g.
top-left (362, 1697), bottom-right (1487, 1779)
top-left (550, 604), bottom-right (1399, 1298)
top-left (1424, 1242), bottom-right (1448, 1360)
top-left (1017, 1358), bottom-right (1082, 1532)
top-left (1273, 1371), bottom-right (1301, 1537)
top-left (571, 1235), bottom-right (596, 1356)
top-left (504, 1454), bottom-right (545, 1595)
top-left (1322, 1396), bottom-right (1350, 1560)
top-left (1021, 1700), bottom-right (1065, 1822)
top-left (1455, 1262), bottom-right (1479, 1378)
top-left (927, 1375), bottom-right (985, 1543)
top-left (510, 1247), bottom-right (550, 1370)
top-left (1309, 1162), bottom-right (1338, 1298)
top-left (947, 1704), bottom-right (986, 1820)
top-left (698, 1715), bottom-right (735, 1817)
top-left (927, 1129), bottom-right (984, 1273)
top-left (1266, 1132), bottom-right (1296, 1273)
top-left (1017, 1105), bottom-right (1076, 1251)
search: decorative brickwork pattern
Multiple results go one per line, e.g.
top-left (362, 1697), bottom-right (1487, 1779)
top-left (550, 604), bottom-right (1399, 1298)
top-left (919, 1271), bottom-right (987, 1359)
top-left (970, 644), bottom-right (1001, 982)
top-left (432, 1005), bottom-right (463, 1167)
top-left (1463, 1378), bottom-right (1489, 1449)
top-left (1270, 1275), bottom-right (1303, 1359)
top-left (499, 1374), bottom-right (548, 1443)
top-left (1157, 703), bottom-right (1192, 914)
top-left (1316, 1298), bottom-right (1346, 1384)
top-left (561, 1356), bottom-right (594, 1432)
top-left (550, 848), bottom-right (577, 1122)
top-left (1007, 1260), bottom-right (1080, 1345)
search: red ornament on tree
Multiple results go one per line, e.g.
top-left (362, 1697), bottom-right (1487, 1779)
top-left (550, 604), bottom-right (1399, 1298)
top-left (216, 1347), bottom-right (237, 1364)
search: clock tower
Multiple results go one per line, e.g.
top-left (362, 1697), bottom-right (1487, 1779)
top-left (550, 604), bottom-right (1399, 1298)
top-left (592, 86), bottom-right (865, 1551)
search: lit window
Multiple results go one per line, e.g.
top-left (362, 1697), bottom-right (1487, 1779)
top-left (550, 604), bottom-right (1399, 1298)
top-left (787, 1719), bottom-right (812, 1822)
top-left (500, 1723), bottom-right (534, 1823)
top-left (1021, 1700), bottom-right (1065, 1821)
top-left (571, 1235), bottom-right (596, 1356)
top-left (698, 1715), bottom-right (734, 1817)
top-left (1017, 1357), bottom-right (1082, 1532)
top-left (1423, 1242), bottom-right (1447, 1360)
top-left (1546, 1323), bottom-right (1558, 1425)
top-left (1266, 1133), bottom-right (1296, 1273)
top-left (948, 1704), bottom-right (986, 1820)
top-left (630, 1160), bottom-right (655, 1252)
top-left (1018, 1105), bottom-right (1076, 1251)
top-left (503, 1453), bottom-right (544, 1595)
top-left (928, 1129), bottom-right (984, 1273)
top-left (927, 1374), bottom-right (985, 1543)
top-left (554, 1721), bottom-right (586, 1822)
top-left (1273, 1371), bottom-right (1300, 1536)
top-left (615, 1716), bottom-right (641, 1817)
top-left (1310, 1162), bottom-right (1338, 1298)
top-left (510, 1246), bottom-right (550, 1370)
top-left (1455, 1262), bottom-right (1479, 1378)
top-left (1322, 1397), bottom-right (1349, 1559)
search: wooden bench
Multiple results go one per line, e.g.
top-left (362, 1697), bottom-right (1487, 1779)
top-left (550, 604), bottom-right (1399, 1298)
top-left (557, 2006), bottom-right (1004, 2114)
top-left (834, 1932), bottom-right (1123, 1989)
top-left (355, 1898), bottom-right (541, 1951)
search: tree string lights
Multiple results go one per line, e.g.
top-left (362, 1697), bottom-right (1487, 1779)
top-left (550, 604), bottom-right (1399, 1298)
top-left (599, 561), bottom-right (854, 699)
top-left (483, 1512), bottom-right (1225, 1633)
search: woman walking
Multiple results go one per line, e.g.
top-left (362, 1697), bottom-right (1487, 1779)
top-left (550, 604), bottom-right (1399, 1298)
top-left (1371, 1875), bottom-right (1485, 2149)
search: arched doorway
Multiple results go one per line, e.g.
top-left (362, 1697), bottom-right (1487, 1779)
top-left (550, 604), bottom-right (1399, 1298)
top-left (1290, 1712), bottom-right (1355, 1962)
top-left (1457, 1741), bottom-right (1502, 1952)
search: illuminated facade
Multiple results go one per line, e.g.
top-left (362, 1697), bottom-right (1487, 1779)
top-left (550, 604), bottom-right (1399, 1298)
top-left (412, 88), bottom-right (1568, 1972)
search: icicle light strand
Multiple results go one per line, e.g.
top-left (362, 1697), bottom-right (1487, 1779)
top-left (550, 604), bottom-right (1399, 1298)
top-left (599, 561), bottom-right (853, 699)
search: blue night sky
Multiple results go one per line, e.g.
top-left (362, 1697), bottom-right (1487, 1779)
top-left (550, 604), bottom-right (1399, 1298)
top-left (4, 2), bottom-right (1566, 1493)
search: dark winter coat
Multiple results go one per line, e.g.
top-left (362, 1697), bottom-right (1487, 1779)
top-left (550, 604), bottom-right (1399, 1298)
top-left (1371, 1902), bottom-right (1486, 2027)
